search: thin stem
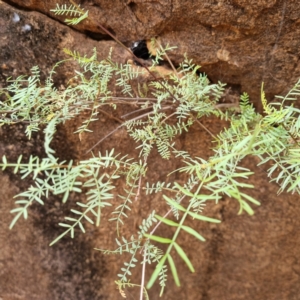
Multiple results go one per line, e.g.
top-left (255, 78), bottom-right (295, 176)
top-left (135, 156), bottom-right (147, 202)
top-left (159, 110), bottom-right (177, 126)
top-left (214, 103), bottom-right (240, 110)
top-left (85, 106), bottom-right (173, 154)
top-left (193, 118), bottom-right (217, 140)
top-left (121, 107), bottom-right (152, 119)
top-left (85, 124), bottom-right (124, 154)
top-left (89, 19), bottom-right (181, 104)
top-left (140, 248), bottom-right (147, 300)
top-left (98, 108), bottom-right (123, 123)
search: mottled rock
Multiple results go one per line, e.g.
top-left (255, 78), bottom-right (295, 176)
top-left (1, 1), bottom-right (300, 300)
top-left (6, 0), bottom-right (300, 107)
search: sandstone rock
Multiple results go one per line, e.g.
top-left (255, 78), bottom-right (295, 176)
top-left (1, 1), bottom-right (300, 300)
top-left (6, 0), bottom-right (300, 108)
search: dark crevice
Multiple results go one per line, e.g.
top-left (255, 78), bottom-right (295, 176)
top-left (130, 39), bottom-right (172, 68)
top-left (130, 40), bottom-right (211, 80)
top-left (84, 30), bottom-right (114, 41)
top-left (201, 228), bottom-right (224, 300)
top-left (200, 200), bottom-right (226, 299)
top-left (131, 40), bottom-right (152, 60)
top-left (2, 0), bottom-right (114, 42)
top-left (128, 1), bottom-right (137, 13)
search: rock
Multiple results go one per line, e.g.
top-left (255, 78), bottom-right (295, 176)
top-left (6, 0), bottom-right (300, 108)
top-left (1, 1), bottom-right (300, 300)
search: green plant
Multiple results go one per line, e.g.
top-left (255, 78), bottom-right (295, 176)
top-left (1, 3), bottom-right (300, 299)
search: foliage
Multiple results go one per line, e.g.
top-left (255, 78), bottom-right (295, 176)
top-left (1, 3), bottom-right (300, 299)
top-left (50, 2), bottom-right (88, 25)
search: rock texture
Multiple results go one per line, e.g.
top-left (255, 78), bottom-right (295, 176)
top-left (1, 1), bottom-right (300, 300)
top-left (5, 0), bottom-right (300, 108)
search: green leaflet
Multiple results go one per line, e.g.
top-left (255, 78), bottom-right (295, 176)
top-left (147, 255), bottom-right (168, 289)
top-left (173, 242), bottom-right (195, 273)
top-left (163, 195), bottom-right (186, 212)
top-left (181, 225), bottom-right (206, 242)
top-left (167, 254), bottom-right (180, 286)
top-left (188, 211), bottom-right (221, 223)
top-left (155, 215), bottom-right (179, 227)
top-left (144, 234), bottom-right (172, 244)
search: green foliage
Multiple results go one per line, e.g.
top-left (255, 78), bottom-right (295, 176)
top-left (2, 5), bottom-right (300, 299)
top-left (50, 3), bottom-right (88, 25)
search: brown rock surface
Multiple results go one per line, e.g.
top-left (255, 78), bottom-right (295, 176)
top-left (1, 1), bottom-right (300, 300)
top-left (5, 0), bottom-right (300, 107)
